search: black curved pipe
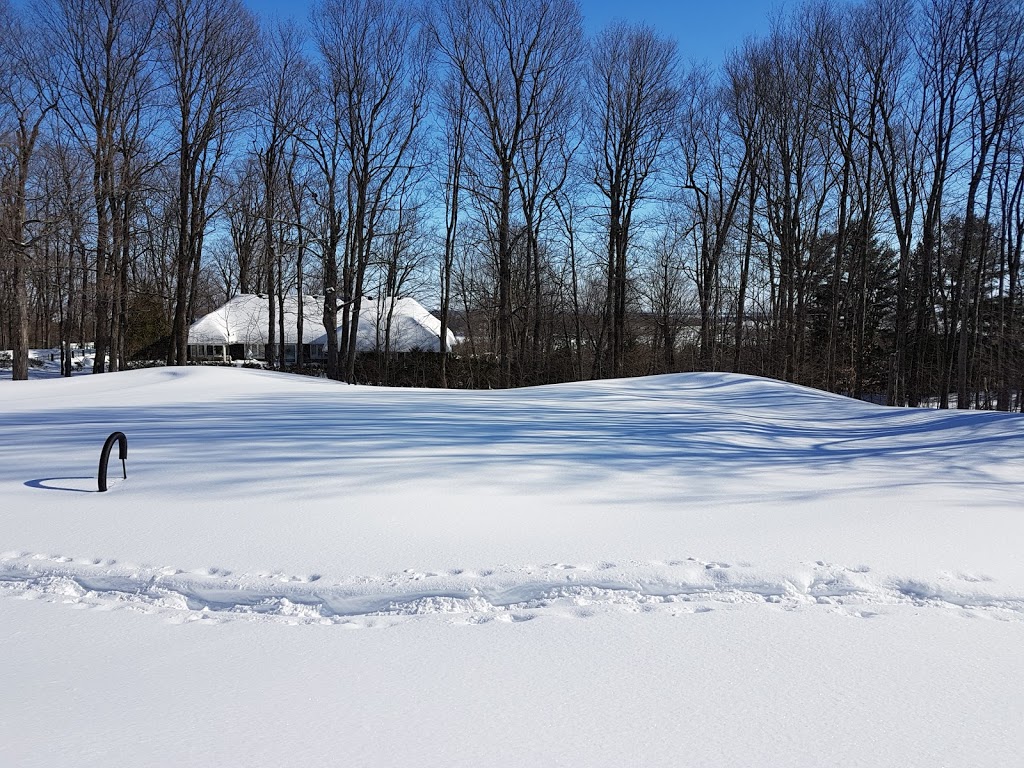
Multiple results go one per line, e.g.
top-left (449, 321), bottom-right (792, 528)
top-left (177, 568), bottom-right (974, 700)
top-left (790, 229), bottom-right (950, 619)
top-left (98, 432), bottom-right (128, 492)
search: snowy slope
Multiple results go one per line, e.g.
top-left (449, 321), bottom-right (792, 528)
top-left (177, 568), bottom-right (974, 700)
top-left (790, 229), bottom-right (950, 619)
top-left (1, 368), bottom-right (1022, 766)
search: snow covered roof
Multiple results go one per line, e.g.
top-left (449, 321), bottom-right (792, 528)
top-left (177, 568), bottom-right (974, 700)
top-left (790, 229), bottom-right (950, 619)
top-left (311, 296), bottom-right (455, 353)
top-left (188, 294), bottom-right (325, 346)
top-left (187, 294), bottom-right (455, 352)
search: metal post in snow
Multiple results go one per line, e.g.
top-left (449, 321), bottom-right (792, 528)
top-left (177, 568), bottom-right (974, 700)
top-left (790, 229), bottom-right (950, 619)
top-left (98, 432), bottom-right (128, 492)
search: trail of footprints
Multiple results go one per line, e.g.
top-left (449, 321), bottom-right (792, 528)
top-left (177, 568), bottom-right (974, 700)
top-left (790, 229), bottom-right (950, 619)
top-left (1, 550), bottom-right (1021, 627)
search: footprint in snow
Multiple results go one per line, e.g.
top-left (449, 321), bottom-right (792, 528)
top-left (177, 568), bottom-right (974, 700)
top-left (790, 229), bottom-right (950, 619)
top-left (955, 572), bottom-right (994, 583)
top-left (668, 606), bottom-right (713, 616)
top-left (457, 615), bottom-right (494, 626)
top-left (500, 613), bottom-right (535, 623)
top-left (815, 561), bottom-right (871, 574)
top-left (836, 608), bottom-right (879, 619)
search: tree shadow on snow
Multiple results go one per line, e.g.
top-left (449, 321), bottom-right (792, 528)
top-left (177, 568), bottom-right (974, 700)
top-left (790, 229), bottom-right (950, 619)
top-left (3, 374), bottom-right (1023, 501)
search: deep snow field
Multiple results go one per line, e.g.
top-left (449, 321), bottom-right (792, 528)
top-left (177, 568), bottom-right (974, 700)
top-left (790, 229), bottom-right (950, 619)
top-left (1, 365), bottom-right (1022, 767)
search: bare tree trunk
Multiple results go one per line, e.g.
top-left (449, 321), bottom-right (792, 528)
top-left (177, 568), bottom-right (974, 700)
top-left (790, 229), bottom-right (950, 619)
top-left (438, 75), bottom-right (467, 387)
top-left (734, 166), bottom-right (757, 373)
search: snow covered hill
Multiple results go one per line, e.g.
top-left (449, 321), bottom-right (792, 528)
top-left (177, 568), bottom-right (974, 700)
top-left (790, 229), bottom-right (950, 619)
top-left (1, 368), bottom-right (1022, 766)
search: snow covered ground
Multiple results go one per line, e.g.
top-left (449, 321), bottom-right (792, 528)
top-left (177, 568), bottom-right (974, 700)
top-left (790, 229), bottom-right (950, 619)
top-left (0, 347), bottom-right (98, 381)
top-left (1, 367), bottom-right (1022, 766)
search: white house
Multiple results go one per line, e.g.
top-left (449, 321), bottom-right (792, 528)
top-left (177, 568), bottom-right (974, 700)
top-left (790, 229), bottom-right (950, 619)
top-left (187, 294), bottom-right (455, 362)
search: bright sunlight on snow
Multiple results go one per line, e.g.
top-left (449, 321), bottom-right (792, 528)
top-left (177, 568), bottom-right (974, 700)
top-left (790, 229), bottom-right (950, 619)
top-left (2, 368), bottom-right (1022, 766)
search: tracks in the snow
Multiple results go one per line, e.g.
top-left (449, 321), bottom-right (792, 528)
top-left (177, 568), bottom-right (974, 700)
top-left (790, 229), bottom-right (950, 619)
top-left (1, 552), bottom-right (1021, 626)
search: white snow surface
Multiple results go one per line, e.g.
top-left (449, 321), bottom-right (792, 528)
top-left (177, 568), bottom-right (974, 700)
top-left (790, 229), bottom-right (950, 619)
top-left (1, 367), bottom-right (1022, 766)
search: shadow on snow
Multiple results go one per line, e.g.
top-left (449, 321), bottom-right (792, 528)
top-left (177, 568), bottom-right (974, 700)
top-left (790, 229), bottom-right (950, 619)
top-left (3, 374), bottom-right (1023, 501)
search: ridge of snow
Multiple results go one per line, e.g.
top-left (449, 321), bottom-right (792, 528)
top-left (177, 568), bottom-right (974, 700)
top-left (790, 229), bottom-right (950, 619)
top-left (3, 552), bottom-right (1022, 627)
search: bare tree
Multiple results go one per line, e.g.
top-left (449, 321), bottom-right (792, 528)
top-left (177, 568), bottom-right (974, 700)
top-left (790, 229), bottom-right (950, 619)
top-left (994, 31), bottom-right (1024, 410)
top-left (226, 155), bottom-right (264, 295)
top-left (44, 0), bottom-right (156, 373)
top-left (586, 21), bottom-right (680, 379)
top-left (0, 1), bottom-right (59, 380)
top-left (161, 0), bottom-right (258, 366)
top-left (370, 195), bottom-right (431, 382)
top-left (723, 40), bottom-right (769, 375)
top-left (639, 221), bottom-right (692, 373)
top-left (435, 0), bottom-right (584, 387)
top-left (512, 42), bottom-right (580, 385)
top-left (253, 18), bottom-right (311, 370)
top-left (952, 0), bottom-right (1024, 407)
top-left (751, 16), bottom-right (835, 384)
top-left (300, 58), bottom-right (347, 380)
top-left (677, 65), bottom-right (750, 371)
top-left (852, 0), bottom-right (922, 405)
top-left (284, 140), bottom-right (314, 370)
top-left (436, 71), bottom-right (469, 386)
top-left (37, 136), bottom-right (93, 375)
top-left (314, 0), bottom-right (430, 383)
top-left (908, 0), bottom-right (972, 405)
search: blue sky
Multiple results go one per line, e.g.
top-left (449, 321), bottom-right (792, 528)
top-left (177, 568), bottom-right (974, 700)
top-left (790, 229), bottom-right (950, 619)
top-left (577, 0), bottom-right (785, 62)
top-left (245, 0), bottom-right (786, 65)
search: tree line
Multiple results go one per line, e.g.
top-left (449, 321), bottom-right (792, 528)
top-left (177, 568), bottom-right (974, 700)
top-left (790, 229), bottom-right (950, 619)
top-left (2, 0), bottom-right (1024, 409)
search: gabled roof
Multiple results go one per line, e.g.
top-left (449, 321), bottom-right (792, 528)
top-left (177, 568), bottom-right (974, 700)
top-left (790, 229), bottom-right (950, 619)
top-left (188, 294), bottom-right (455, 352)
